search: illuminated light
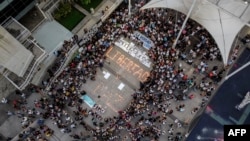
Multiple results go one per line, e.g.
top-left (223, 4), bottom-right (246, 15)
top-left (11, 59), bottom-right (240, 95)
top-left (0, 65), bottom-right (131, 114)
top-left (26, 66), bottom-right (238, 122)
top-left (93, 82), bottom-right (104, 93)
top-left (105, 46), bottom-right (114, 58)
top-left (197, 135), bottom-right (201, 140)
top-left (133, 68), bottom-right (144, 80)
top-left (141, 72), bottom-right (150, 82)
top-left (106, 49), bottom-right (122, 60)
top-left (242, 0), bottom-right (249, 4)
top-left (114, 39), bottom-right (152, 68)
top-left (105, 46), bottom-right (150, 82)
top-left (113, 51), bottom-right (122, 60)
top-left (119, 57), bottom-right (130, 68)
top-left (214, 129), bottom-right (218, 134)
top-left (125, 60), bottom-right (134, 73)
top-left (202, 127), bottom-right (208, 133)
top-left (106, 102), bottom-right (118, 112)
top-left (130, 63), bottom-right (140, 73)
top-left (116, 54), bottom-right (125, 64)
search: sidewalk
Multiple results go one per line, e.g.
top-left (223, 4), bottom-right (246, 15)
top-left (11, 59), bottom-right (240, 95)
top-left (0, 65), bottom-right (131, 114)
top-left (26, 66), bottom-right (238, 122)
top-left (0, 91), bottom-right (42, 140)
top-left (0, 1), bottom-right (120, 140)
top-left (1, 1), bottom-right (246, 140)
top-left (72, 0), bottom-right (117, 37)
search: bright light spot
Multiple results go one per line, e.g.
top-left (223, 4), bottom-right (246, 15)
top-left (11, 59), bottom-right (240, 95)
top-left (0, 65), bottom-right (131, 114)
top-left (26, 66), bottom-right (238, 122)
top-left (202, 127), bottom-right (208, 133)
top-left (214, 129), bottom-right (218, 134)
top-left (243, 0), bottom-right (249, 4)
top-left (197, 135), bottom-right (201, 140)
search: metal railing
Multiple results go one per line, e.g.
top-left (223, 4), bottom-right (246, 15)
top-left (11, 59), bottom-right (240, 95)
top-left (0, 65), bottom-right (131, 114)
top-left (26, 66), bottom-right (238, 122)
top-left (2, 38), bottom-right (47, 90)
top-left (44, 44), bottom-right (79, 93)
top-left (1, 17), bottom-right (32, 43)
top-left (41, 0), bottom-right (59, 11)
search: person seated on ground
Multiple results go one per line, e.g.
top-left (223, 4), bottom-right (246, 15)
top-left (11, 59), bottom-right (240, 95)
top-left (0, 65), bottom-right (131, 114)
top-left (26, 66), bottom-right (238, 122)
top-left (186, 58), bottom-right (193, 65)
top-left (90, 75), bottom-right (96, 81)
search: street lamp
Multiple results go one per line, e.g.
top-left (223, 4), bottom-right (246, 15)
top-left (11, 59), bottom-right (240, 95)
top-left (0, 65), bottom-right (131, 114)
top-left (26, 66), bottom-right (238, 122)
top-left (242, 0), bottom-right (250, 4)
top-left (128, 0), bottom-right (131, 17)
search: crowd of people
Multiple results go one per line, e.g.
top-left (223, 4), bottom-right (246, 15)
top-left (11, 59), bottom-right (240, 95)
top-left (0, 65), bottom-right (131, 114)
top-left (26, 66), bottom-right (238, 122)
top-left (6, 0), bottom-right (241, 141)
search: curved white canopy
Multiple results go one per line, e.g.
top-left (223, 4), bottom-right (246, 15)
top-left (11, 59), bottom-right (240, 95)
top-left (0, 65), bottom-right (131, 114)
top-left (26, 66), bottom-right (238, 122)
top-left (141, 0), bottom-right (250, 64)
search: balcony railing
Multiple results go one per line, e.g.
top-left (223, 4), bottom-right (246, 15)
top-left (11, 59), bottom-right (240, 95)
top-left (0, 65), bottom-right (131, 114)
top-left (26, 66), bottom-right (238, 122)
top-left (3, 39), bottom-right (47, 90)
top-left (1, 17), bottom-right (31, 43)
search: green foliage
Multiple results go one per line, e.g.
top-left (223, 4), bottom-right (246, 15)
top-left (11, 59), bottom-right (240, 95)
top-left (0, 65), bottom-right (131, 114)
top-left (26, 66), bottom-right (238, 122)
top-left (54, 2), bottom-right (72, 20)
top-left (80, 0), bottom-right (91, 5)
top-left (54, 12), bottom-right (62, 20)
top-left (63, 0), bottom-right (78, 4)
top-left (77, 0), bottom-right (101, 12)
top-left (56, 7), bottom-right (85, 30)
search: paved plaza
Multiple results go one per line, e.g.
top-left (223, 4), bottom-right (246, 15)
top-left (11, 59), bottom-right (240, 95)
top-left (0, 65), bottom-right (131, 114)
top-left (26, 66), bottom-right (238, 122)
top-left (187, 47), bottom-right (250, 141)
top-left (81, 67), bottom-right (135, 118)
top-left (1, 0), bottom-right (249, 141)
top-left (0, 38), bottom-right (207, 141)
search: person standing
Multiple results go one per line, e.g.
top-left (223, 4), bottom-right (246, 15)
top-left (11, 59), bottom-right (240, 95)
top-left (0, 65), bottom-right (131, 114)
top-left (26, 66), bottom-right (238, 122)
top-left (6, 111), bottom-right (15, 116)
top-left (1, 97), bottom-right (8, 104)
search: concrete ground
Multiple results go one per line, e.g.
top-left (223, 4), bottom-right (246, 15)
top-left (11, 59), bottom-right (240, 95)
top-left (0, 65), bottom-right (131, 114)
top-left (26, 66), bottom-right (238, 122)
top-left (81, 67), bottom-right (135, 119)
top-left (0, 1), bottom-right (124, 140)
top-left (186, 48), bottom-right (250, 141)
top-left (0, 1), bottom-right (248, 141)
top-left (0, 38), bottom-right (225, 141)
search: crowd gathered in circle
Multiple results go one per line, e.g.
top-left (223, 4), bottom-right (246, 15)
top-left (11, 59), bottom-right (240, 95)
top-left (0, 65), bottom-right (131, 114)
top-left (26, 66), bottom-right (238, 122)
top-left (8, 1), bottom-right (240, 141)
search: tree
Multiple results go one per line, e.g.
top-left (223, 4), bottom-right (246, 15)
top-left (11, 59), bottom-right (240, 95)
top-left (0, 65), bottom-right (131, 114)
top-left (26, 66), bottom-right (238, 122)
top-left (60, 2), bottom-right (72, 17)
top-left (54, 2), bottom-right (72, 20)
top-left (63, 0), bottom-right (92, 6)
top-left (80, 0), bottom-right (91, 5)
top-left (54, 12), bottom-right (62, 20)
top-left (63, 0), bottom-right (78, 4)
